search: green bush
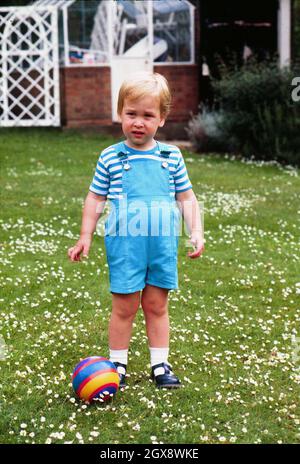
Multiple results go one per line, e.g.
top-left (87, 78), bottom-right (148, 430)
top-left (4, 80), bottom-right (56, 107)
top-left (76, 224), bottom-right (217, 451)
top-left (187, 58), bottom-right (300, 165)
top-left (211, 59), bottom-right (300, 165)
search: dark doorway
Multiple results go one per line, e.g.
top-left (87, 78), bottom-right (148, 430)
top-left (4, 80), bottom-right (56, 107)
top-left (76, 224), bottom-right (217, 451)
top-left (199, 0), bottom-right (278, 106)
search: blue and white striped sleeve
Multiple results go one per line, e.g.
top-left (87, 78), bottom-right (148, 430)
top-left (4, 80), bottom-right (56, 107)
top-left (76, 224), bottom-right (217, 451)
top-left (89, 151), bottom-right (110, 196)
top-left (174, 150), bottom-right (192, 193)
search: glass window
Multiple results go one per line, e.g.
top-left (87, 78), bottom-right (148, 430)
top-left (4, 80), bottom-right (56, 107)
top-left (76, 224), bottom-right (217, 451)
top-left (112, 0), bottom-right (149, 56)
top-left (61, 0), bottom-right (194, 66)
top-left (153, 0), bottom-right (192, 62)
top-left (65, 0), bottom-right (109, 65)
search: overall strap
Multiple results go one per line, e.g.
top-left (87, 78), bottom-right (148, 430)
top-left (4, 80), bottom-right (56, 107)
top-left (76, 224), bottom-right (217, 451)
top-left (116, 142), bottom-right (130, 169)
top-left (156, 141), bottom-right (172, 159)
top-left (156, 141), bottom-right (172, 169)
top-left (115, 142), bottom-right (129, 160)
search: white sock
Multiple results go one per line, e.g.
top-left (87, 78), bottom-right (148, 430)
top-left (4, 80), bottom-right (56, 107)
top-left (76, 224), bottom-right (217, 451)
top-left (149, 347), bottom-right (169, 367)
top-left (109, 349), bottom-right (128, 366)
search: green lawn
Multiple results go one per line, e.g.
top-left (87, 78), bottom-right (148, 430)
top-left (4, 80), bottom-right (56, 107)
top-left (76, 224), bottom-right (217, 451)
top-left (0, 128), bottom-right (299, 444)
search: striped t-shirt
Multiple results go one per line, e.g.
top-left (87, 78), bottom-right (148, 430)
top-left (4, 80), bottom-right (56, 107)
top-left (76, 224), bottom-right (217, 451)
top-left (89, 141), bottom-right (192, 199)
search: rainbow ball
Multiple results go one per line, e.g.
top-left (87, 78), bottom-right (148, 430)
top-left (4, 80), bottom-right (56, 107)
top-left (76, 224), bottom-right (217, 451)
top-left (72, 356), bottom-right (119, 403)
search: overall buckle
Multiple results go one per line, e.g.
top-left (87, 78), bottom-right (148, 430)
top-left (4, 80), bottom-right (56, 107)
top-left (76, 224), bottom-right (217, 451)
top-left (117, 151), bottom-right (131, 170)
top-left (160, 150), bottom-right (171, 169)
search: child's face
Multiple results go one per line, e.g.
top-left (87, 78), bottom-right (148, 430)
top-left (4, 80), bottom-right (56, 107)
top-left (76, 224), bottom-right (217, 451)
top-left (120, 96), bottom-right (166, 149)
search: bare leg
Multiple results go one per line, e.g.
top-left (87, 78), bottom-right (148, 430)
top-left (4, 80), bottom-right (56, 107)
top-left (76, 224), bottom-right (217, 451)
top-left (141, 284), bottom-right (169, 347)
top-left (109, 291), bottom-right (141, 350)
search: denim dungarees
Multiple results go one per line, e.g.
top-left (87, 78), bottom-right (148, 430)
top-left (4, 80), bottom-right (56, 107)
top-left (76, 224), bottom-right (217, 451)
top-left (104, 141), bottom-right (180, 294)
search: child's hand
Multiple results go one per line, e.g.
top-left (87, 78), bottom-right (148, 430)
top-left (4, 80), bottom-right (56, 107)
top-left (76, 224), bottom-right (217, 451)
top-left (187, 231), bottom-right (204, 259)
top-left (67, 235), bottom-right (92, 262)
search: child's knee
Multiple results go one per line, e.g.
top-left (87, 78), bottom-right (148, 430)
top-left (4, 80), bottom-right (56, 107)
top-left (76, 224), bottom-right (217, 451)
top-left (112, 294), bottom-right (140, 320)
top-left (141, 295), bottom-right (168, 318)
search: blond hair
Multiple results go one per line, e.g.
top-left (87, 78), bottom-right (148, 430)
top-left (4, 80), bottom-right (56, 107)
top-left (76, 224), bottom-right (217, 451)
top-left (117, 71), bottom-right (171, 118)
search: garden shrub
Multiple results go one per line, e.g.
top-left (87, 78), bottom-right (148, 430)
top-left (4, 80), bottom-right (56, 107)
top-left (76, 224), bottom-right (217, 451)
top-left (185, 104), bottom-right (228, 153)
top-left (187, 57), bottom-right (300, 166)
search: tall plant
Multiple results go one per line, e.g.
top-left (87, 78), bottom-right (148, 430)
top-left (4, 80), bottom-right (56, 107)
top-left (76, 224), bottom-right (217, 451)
top-left (211, 58), bottom-right (300, 165)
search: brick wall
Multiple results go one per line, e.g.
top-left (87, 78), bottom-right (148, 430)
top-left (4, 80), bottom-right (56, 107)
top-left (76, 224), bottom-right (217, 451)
top-left (60, 65), bottom-right (199, 129)
top-left (154, 65), bottom-right (199, 122)
top-left (60, 66), bottom-right (112, 128)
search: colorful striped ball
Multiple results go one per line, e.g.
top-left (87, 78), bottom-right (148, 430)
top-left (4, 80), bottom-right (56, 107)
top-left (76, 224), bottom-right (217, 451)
top-left (72, 356), bottom-right (119, 403)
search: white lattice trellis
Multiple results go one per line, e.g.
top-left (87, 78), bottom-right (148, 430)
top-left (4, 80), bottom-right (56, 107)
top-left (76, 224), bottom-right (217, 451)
top-left (0, 6), bottom-right (60, 127)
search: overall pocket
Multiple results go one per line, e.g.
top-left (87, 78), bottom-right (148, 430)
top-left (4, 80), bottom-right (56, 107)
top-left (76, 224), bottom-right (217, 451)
top-left (104, 207), bottom-right (129, 260)
top-left (104, 234), bottom-right (128, 260)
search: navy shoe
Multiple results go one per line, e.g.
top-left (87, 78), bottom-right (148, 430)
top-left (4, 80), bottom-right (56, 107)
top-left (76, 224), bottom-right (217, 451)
top-left (113, 362), bottom-right (127, 389)
top-left (151, 362), bottom-right (181, 389)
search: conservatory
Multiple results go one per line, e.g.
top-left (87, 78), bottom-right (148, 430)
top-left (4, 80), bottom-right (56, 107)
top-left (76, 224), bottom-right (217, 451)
top-left (0, 0), bottom-right (292, 130)
top-left (0, 0), bottom-right (197, 128)
top-left (53, 0), bottom-right (196, 123)
top-left (54, 0), bottom-right (195, 66)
